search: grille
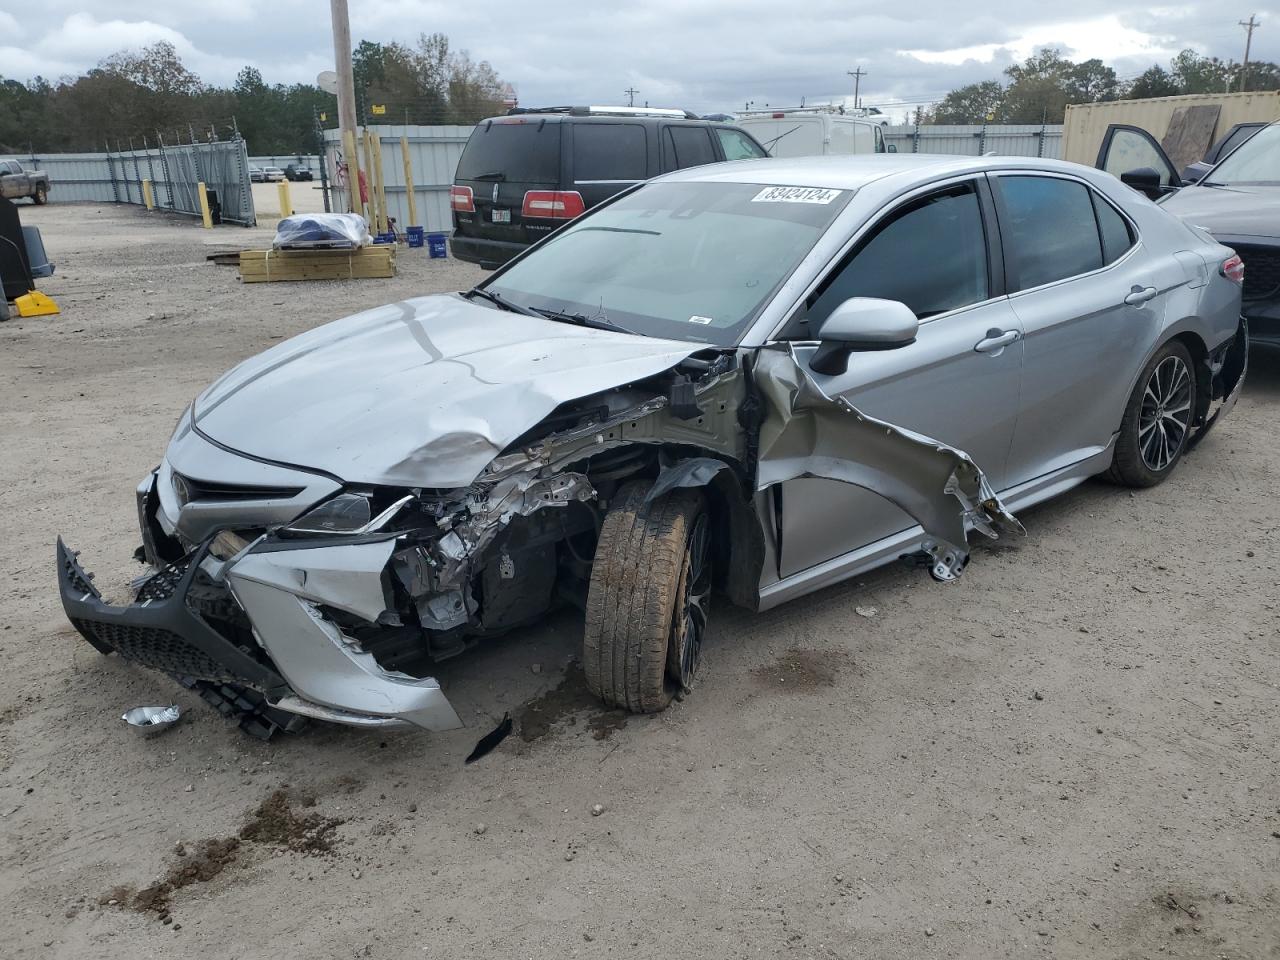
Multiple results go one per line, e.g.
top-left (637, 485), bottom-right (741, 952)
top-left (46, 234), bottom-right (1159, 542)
top-left (71, 619), bottom-right (237, 682)
top-left (135, 558), bottom-right (190, 602)
top-left (172, 471), bottom-right (303, 504)
top-left (1238, 245), bottom-right (1280, 303)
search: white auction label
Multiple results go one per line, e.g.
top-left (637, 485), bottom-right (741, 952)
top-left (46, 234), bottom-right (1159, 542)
top-left (751, 186), bottom-right (842, 204)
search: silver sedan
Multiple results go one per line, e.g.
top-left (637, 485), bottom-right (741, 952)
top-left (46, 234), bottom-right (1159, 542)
top-left (59, 155), bottom-right (1247, 737)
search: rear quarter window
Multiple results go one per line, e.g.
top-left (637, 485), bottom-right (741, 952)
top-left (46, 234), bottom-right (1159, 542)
top-left (456, 121), bottom-right (561, 184)
top-left (572, 123), bottom-right (647, 181)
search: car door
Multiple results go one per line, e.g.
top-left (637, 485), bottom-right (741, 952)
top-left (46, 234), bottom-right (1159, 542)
top-left (1095, 124), bottom-right (1182, 196)
top-left (991, 172), bottom-right (1177, 486)
top-left (773, 177), bottom-right (1025, 578)
top-left (660, 124), bottom-right (718, 172)
top-left (568, 121), bottom-right (649, 212)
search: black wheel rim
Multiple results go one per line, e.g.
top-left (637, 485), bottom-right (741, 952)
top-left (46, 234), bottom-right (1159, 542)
top-left (1139, 355), bottom-right (1192, 471)
top-left (673, 513), bottom-right (711, 689)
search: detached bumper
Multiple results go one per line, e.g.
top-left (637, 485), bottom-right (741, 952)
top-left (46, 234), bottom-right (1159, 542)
top-left (57, 537), bottom-right (463, 734)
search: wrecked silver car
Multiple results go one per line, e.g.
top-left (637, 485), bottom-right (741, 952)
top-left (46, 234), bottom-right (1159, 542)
top-left (59, 155), bottom-right (1246, 737)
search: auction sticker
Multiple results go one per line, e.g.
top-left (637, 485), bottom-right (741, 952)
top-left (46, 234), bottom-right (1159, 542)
top-left (751, 186), bottom-right (842, 204)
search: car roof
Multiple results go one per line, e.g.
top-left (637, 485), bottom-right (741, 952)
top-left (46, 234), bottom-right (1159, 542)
top-left (657, 153), bottom-right (1112, 192)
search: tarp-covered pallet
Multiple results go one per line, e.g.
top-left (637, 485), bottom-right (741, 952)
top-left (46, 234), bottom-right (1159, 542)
top-left (237, 246), bottom-right (396, 283)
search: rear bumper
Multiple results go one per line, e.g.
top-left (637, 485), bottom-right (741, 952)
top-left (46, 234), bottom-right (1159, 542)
top-left (57, 532), bottom-right (463, 734)
top-left (448, 232), bottom-right (527, 268)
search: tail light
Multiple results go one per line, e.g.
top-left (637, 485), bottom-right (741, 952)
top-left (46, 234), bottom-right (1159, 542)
top-left (521, 190), bottom-right (585, 220)
top-left (1220, 254), bottom-right (1245, 284)
top-left (772, 112), bottom-right (785, 118)
top-left (450, 185), bottom-right (474, 213)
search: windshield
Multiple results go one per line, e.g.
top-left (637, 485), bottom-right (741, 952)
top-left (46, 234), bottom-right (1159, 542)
top-left (484, 180), bottom-right (851, 345)
top-left (1204, 123), bottom-right (1280, 186)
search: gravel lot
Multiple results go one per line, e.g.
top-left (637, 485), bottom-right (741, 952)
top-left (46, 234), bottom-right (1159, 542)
top-left (2, 203), bottom-right (1278, 959)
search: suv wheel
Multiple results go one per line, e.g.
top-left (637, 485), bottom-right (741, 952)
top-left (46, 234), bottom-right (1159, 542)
top-left (584, 481), bottom-right (710, 712)
top-left (33, 185), bottom-right (47, 205)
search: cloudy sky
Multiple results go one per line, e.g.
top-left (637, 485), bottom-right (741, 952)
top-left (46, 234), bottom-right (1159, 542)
top-left (0, 1), bottom-right (1273, 119)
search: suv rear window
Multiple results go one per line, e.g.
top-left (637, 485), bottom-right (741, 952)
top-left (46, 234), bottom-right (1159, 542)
top-left (572, 123), bottom-right (647, 181)
top-left (456, 121), bottom-right (561, 183)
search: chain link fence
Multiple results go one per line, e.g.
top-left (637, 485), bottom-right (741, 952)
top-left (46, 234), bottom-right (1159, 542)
top-left (2, 135), bottom-right (255, 226)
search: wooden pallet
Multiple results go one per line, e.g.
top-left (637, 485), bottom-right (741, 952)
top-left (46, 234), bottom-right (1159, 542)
top-left (238, 245), bottom-right (396, 283)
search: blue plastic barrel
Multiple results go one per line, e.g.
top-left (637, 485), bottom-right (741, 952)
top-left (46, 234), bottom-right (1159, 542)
top-left (406, 226), bottom-right (425, 248)
top-left (427, 233), bottom-right (447, 259)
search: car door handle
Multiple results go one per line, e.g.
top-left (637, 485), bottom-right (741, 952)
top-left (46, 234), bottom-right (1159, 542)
top-left (1124, 285), bottom-right (1158, 306)
top-left (974, 329), bottom-right (1020, 354)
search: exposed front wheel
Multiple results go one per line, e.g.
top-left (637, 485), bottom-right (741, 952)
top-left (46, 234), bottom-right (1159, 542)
top-left (1107, 340), bottom-right (1196, 487)
top-left (33, 185), bottom-right (47, 205)
top-left (583, 481), bottom-right (710, 713)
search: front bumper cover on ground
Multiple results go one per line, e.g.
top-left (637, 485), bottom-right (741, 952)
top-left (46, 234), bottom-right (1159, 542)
top-left (57, 536), bottom-right (463, 734)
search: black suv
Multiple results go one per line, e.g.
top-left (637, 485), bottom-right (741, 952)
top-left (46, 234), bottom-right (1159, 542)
top-left (449, 106), bottom-right (768, 268)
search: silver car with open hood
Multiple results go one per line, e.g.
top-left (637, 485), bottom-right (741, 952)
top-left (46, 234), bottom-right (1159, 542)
top-left (58, 154), bottom-right (1246, 737)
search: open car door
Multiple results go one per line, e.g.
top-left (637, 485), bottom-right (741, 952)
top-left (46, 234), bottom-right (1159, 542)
top-left (1095, 124), bottom-right (1182, 201)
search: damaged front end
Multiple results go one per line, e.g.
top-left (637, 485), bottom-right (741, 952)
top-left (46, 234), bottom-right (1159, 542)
top-left (58, 340), bottom-right (1021, 736)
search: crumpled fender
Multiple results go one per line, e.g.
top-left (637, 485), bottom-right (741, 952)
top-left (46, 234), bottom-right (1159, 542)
top-left (751, 345), bottom-right (1023, 581)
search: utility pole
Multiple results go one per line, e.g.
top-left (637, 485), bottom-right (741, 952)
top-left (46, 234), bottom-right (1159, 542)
top-left (847, 67), bottom-right (866, 109)
top-left (329, 0), bottom-right (360, 213)
top-left (1238, 14), bottom-right (1260, 92)
top-left (624, 87), bottom-right (639, 107)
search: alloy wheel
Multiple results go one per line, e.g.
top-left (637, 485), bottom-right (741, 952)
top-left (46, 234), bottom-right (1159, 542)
top-left (670, 512), bottom-right (711, 690)
top-left (1138, 355), bottom-right (1192, 471)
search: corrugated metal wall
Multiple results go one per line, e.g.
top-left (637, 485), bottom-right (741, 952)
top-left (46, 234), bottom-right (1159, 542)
top-left (882, 124), bottom-right (1064, 159)
top-left (1061, 91), bottom-right (1280, 164)
top-left (1, 139), bottom-right (256, 225)
top-left (323, 125), bottom-right (473, 234)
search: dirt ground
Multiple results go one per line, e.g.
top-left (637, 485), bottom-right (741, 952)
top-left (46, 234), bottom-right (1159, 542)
top-left (2, 203), bottom-right (1278, 959)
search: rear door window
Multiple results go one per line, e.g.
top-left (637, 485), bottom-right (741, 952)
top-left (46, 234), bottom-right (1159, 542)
top-left (996, 176), bottom-right (1103, 291)
top-left (715, 128), bottom-right (766, 160)
top-left (664, 126), bottom-right (717, 169)
top-left (456, 120), bottom-right (561, 184)
top-left (572, 123), bottom-right (647, 181)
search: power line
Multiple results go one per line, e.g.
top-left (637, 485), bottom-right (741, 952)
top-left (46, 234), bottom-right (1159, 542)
top-left (624, 86), bottom-right (639, 107)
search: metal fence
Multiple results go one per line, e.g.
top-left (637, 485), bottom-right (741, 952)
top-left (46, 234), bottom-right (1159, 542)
top-left (882, 124), bottom-right (1063, 159)
top-left (323, 125), bottom-right (473, 234)
top-left (1, 136), bottom-right (256, 226)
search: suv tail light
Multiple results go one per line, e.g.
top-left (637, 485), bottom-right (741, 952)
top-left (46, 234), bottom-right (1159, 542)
top-left (522, 190), bottom-right (585, 220)
top-left (1221, 254), bottom-right (1245, 284)
top-left (450, 185), bottom-right (474, 213)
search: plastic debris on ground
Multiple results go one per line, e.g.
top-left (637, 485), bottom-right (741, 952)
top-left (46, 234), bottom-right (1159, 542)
top-left (273, 213), bottom-right (372, 250)
top-left (122, 704), bottom-right (182, 730)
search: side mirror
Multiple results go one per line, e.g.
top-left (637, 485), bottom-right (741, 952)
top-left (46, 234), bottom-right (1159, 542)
top-left (886, 143), bottom-right (898, 153)
top-left (1119, 167), bottom-right (1166, 201)
top-left (809, 298), bottom-right (919, 375)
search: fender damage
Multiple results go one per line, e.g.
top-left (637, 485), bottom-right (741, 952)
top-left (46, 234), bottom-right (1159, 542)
top-left (58, 302), bottom-right (1021, 736)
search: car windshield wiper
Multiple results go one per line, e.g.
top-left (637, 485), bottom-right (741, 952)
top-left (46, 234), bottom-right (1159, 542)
top-left (462, 287), bottom-right (541, 317)
top-left (761, 125), bottom-right (801, 151)
top-left (534, 307), bottom-right (639, 336)
top-left (469, 171), bottom-right (506, 181)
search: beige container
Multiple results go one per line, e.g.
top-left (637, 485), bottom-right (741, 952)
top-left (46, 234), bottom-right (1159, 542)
top-left (1062, 91), bottom-right (1280, 166)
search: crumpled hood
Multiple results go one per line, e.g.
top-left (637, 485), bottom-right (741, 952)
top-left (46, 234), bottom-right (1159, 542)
top-left (194, 294), bottom-right (700, 488)
top-left (1162, 184), bottom-right (1280, 241)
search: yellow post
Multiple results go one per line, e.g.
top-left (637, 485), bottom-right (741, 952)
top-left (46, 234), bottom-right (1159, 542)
top-left (277, 180), bottom-right (292, 218)
top-left (361, 126), bottom-right (376, 225)
top-left (141, 179), bottom-right (155, 210)
top-left (196, 181), bottom-right (213, 229)
top-left (342, 128), bottom-right (361, 215)
top-left (371, 134), bottom-right (388, 235)
top-left (400, 134), bottom-right (418, 229)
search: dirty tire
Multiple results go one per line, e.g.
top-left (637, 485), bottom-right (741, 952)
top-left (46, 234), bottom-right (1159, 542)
top-left (1106, 339), bottom-right (1196, 488)
top-left (33, 185), bottom-right (47, 205)
top-left (584, 480), bottom-right (706, 713)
